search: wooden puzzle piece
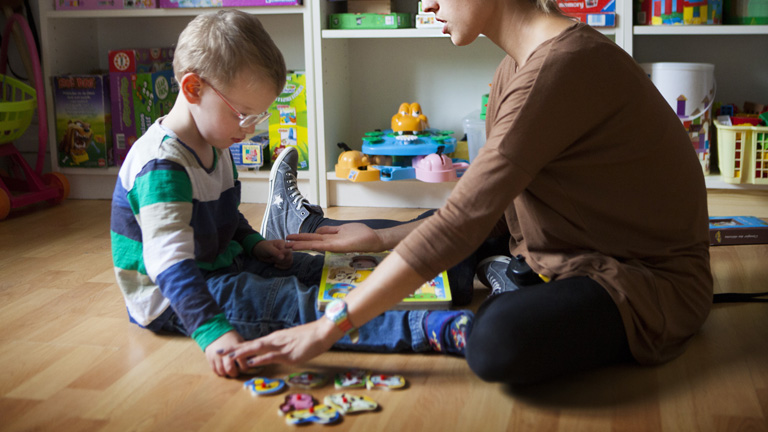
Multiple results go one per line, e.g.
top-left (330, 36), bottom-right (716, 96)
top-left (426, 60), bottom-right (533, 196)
top-left (278, 393), bottom-right (316, 415)
top-left (324, 393), bottom-right (378, 414)
top-left (243, 377), bottom-right (286, 396)
top-left (366, 373), bottom-right (406, 390)
top-left (284, 404), bottom-right (341, 426)
top-left (286, 371), bottom-right (328, 389)
top-left (333, 368), bottom-right (369, 389)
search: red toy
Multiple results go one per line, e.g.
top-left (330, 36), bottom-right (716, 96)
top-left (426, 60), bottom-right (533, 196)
top-left (0, 14), bottom-right (69, 220)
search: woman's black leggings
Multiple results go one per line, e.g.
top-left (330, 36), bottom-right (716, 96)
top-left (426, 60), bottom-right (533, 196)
top-left (466, 275), bottom-right (633, 385)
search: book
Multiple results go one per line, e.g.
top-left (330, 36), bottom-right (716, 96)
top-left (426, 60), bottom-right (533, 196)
top-left (317, 251), bottom-right (452, 311)
top-left (709, 216), bottom-right (768, 246)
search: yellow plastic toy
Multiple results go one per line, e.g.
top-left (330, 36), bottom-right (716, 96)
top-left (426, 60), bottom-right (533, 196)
top-left (334, 142), bottom-right (380, 182)
top-left (391, 102), bottom-right (429, 140)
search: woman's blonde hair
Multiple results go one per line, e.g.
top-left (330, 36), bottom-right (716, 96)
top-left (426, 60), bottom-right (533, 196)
top-left (173, 9), bottom-right (286, 94)
top-left (532, 0), bottom-right (562, 14)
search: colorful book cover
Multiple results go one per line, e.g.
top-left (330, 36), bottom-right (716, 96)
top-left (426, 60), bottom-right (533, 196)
top-left (709, 216), bottom-right (768, 245)
top-left (317, 251), bottom-right (452, 311)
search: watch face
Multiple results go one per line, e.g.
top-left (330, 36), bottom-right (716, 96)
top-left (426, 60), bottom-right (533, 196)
top-left (326, 300), bottom-right (345, 317)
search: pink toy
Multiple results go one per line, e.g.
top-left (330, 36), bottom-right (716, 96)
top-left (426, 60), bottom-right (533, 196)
top-left (278, 393), bottom-right (316, 415)
top-left (413, 149), bottom-right (469, 183)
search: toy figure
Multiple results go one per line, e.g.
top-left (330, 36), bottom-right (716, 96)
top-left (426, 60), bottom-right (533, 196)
top-left (391, 102), bottom-right (429, 140)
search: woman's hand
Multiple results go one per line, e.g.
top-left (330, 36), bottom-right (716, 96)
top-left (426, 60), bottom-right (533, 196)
top-left (224, 319), bottom-right (340, 368)
top-left (286, 223), bottom-right (385, 253)
top-left (252, 239), bottom-right (293, 269)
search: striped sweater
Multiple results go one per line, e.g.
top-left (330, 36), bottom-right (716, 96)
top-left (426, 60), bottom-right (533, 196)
top-left (110, 120), bottom-right (264, 350)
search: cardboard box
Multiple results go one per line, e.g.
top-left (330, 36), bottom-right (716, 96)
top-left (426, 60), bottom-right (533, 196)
top-left (108, 48), bottom-right (176, 165)
top-left (268, 72), bottom-right (309, 170)
top-left (328, 13), bottom-right (412, 29)
top-left (230, 132), bottom-right (269, 168)
top-left (348, 0), bottom-right (391, 14)
top-left (55, 0), bottom-right (156, 10)
top-left (158, 0), bottom-right (300, 7)
top-left (558, 0), bottom-right (615, 13)
top-left (565, 11), bottom-right (617, 26)
top-left (709, 216), bottom-right (768, 245)
top-left (416, 1), bottom-right (443, 28)
top-left (53, 74), bottom-right (113, 168)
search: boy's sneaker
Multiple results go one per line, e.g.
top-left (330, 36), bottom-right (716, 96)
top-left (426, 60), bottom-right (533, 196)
top-left (260, 147), bottom-right (323, 240)
top-left (476, 255), bottom-right (519, 296)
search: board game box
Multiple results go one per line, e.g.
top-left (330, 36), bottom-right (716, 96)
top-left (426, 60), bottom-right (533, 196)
top-left (317, 251), bottom-right (452, 311)
top-left (709, 216), bottom-right (768, 245)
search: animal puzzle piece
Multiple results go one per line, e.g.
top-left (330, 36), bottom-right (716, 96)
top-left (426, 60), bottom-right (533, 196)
top-left (366, 374), bottom-right (407, 390)
top-left (278, 393), bottom-right (316, 415)
top-left (243, 377), bottom-right (286, 396)
top-left (334, 368), bottom-right (369, 389)
top-left (284, 404), bottom-right (341, 426)
top-left (286, 371), bottom-right (328, 389)
top-left (324, 393), bottom-right (378, 415)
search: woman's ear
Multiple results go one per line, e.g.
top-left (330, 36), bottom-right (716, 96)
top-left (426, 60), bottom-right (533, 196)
top-left (180, 73), bottom-right (203, 104)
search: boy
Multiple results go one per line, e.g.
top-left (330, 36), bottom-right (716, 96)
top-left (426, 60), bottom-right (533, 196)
top-left (110, 10), bottom-right (472, 378)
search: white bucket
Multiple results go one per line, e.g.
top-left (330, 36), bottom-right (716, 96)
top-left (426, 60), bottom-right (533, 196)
top-left (641, 62), bottom-right (716, 174)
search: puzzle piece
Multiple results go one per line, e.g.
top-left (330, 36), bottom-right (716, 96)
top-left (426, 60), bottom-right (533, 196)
top-left (286, 371), bottom-right (328, 389)
top-left (284, 404), bottom-right (341, 426)
top-left (366, 374), bottom-right (406, 390)
top-left (243, 377), bottom-right (286, 396)
top-left (278, 393), bottom-right (316, 415)
top-left (334, 368), bottom-right (369, 389)
top-left (324, 393), bottom-right (378, 414)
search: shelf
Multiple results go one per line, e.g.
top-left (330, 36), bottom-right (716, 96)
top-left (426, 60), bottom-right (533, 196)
top-left (46, 6), bottom-right (306, 19)
top-left (634, 25), bottom-right (768, 35)
top-left (705, 174), bottom-right (768, 190)
top-left (322, 27), bottom-right (616, 39)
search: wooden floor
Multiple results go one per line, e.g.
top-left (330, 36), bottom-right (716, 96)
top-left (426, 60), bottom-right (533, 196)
top-left (1, 190), bottom-right (767, 431)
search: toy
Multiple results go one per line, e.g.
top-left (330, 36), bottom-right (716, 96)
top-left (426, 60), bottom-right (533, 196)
top-left (334, 142), bottom-right (381, 182)
top-left (0, 13), bottom-right (70, 220)
top-left (278, 393), bottom-right (316, 415)
top-left (284, 404), bottom-right (341, 426)
top-left (324, 393), bottom-right (379, 414)
top-left (286, 371), bottom-right (328, 389)
top-left (334, 369), bottom-right (370, 389)
top-left (391, 102), bottom-right (429, 140)
top-left (243, 377), bottom-right (287, 396)
top-left (413, 146), bottom-right (469, 183)
top-left (366, 373), bottom-right (407, 390)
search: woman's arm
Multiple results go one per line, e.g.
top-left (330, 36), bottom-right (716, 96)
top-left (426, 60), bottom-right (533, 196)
top-left (224, 250), bottom-right (424, 366)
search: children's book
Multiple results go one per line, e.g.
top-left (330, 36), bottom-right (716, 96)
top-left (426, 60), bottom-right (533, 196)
top-left (709, 216), bottom-right (768, 246)
top-left (317, 251), bottom-right (452, 311)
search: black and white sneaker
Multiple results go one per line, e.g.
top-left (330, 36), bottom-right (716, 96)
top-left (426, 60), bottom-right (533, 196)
top-left (260, 147), bottom-right (323, 240)
top-left (476, 255), bottom-right (520, 296)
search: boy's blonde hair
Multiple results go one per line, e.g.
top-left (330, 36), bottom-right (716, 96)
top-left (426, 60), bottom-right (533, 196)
top-left (173, 9), bottom-right (286, 94)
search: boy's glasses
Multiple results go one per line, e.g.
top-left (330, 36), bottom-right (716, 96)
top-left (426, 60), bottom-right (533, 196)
top-left (206, 81), bottom-right (270, 128)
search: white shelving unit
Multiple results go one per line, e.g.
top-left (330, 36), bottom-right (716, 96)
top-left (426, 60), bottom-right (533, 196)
top-left (33, 1), bottom-right (768, 206)
top-left (310, 0), bottom-right (768, 207)
top-left (37, 2), bottom-right (317, 203)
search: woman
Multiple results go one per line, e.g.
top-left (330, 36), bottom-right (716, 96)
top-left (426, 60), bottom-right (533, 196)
top-left (224, 0), bottom-right (712, 384)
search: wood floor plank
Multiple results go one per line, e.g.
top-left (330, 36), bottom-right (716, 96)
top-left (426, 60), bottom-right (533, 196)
top-left (0, 197), bottom-right (766, 431)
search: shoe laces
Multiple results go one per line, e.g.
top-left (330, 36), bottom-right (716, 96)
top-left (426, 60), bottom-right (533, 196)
top-left (285, 172), bottom-right (309, 211)
top-left (487, 274), bottom-right (504, 296)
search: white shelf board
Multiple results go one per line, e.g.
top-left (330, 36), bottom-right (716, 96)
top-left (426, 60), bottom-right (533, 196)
top-left (46, 6), bottom-right (306, 19)
top-left (705, 174), bottom-right (768, 190)
top-left (634, 25), bottom-right (768, 36)
top-left (323, 27), bottom-right (615, 39)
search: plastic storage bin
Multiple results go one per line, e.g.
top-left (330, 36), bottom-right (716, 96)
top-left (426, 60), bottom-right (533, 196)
top-left (715, 119), bottom-right (768, 184)
top-left (463, 110), bottom-right (486, 163)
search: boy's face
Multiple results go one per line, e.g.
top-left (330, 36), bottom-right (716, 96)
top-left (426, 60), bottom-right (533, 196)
top-left (195, 73), bottom-right (278, 150)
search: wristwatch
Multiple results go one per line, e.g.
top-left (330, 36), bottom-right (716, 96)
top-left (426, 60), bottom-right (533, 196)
top-left (324, 299), bottom-right (360, 344)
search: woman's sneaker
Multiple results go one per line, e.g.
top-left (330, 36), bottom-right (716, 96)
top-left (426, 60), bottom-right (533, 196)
top-left (260, 147), bottom-right (323, 240)
top-left (475, 255), bottom-right (519, 296)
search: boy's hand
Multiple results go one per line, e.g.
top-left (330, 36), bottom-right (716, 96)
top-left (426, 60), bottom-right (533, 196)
top-left (205, 330), bottom-right (245, 378)
top-left (253, 239), bottom-right (293, 269)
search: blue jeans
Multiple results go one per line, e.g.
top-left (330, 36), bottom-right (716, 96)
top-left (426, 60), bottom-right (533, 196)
top-left (164, 252), bottom-right (430, 353)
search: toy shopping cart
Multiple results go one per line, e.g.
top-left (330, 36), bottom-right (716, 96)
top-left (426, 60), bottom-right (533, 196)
top-left (0, 13), bottom-right (69, 220)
